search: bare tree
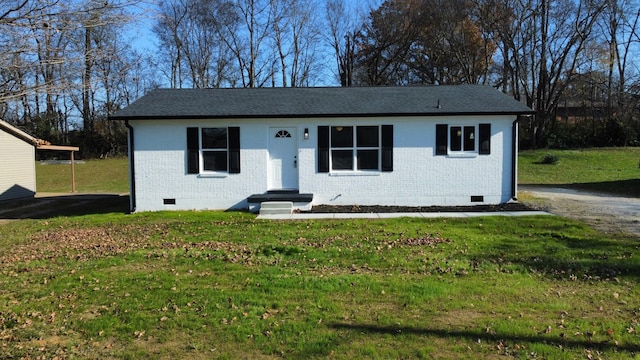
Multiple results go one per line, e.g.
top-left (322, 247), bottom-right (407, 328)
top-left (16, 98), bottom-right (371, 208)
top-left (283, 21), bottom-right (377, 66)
top-left (600, 0), bottom-right (640, 145)
top-left (325, 0), bottom-right (361, 86)
top-left (154, 0), bottom-right (189, 88)
top-left (178, 0), bottom-right (233, 88)
top-left (156, 0), bottom-right (282, 88)
top-left (269, 0), bottom-right (321, 87)
top-left (523, 0), bottom-right (605, 147)
top-left (271, 0), bottom-right (291, 86)
top-left (0, 0), bottom-right (144, 139)
top-left (226, 0), bottom-right (274, 88)
top-left (478, 0), bottom-right (606, 147)
top-left (0, 1), bottom-right (53, 25)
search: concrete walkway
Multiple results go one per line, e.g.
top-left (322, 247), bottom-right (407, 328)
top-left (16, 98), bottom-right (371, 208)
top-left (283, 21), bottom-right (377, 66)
top-left (258, 210), bottom-right (551, 220)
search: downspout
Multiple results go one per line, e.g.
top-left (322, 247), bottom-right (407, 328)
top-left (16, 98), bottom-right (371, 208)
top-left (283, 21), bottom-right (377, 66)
top-left (125, 120), bottom-right (136, 213)
top-left (511, 117), bottom-right (520, 201)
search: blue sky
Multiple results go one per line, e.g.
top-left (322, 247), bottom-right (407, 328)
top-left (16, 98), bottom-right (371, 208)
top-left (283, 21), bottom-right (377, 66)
top-left (124, 0), bottom-right (381, 88)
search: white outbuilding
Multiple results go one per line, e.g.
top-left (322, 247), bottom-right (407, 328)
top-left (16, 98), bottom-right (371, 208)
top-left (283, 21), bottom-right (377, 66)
top-left (0, 119), bottom-right (39, 201)
top-left (1, 119), bottom-right (79, 201)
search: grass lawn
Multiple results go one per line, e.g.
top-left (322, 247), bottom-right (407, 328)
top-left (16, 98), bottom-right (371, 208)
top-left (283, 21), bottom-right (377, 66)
top-left (519, 147), bottom-right (640, 197)
top-left (36, 157), bottom-right (129, 193)
top-left (0, 211), bottom-right (639, 359)
top-left (7, 148), bottom-right (637, 358)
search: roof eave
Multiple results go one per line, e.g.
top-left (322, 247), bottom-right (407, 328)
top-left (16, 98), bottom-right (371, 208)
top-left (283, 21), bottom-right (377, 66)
top-left (110, 110), bottom-right (535, 121)
top-left (0, 119), bottom-right (39, 145)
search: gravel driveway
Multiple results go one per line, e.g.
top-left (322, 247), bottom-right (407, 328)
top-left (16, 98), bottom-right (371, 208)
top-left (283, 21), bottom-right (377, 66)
top-left (520, 185), bottom-right (640, 237)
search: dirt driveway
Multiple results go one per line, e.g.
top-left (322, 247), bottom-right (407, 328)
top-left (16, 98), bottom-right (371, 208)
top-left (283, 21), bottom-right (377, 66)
top-left (520, 185), bottom-right (640, 237)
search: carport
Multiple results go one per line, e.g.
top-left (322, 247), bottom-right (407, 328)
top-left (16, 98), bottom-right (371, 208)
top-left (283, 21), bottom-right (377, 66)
top-left (36, 142), bottom-right (81, 192)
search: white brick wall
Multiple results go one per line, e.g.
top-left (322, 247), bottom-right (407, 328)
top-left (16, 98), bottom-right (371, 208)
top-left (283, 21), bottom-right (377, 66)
top-left (130, 115), bottom-right (517, 211)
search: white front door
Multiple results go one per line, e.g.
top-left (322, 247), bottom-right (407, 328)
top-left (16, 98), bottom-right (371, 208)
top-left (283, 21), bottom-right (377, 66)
top-left (268, 127), bottom-right (298, 190)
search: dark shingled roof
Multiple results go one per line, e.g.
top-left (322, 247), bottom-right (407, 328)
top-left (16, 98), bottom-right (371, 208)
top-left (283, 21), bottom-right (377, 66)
top-left (110, 85), bottom-right (534, 120)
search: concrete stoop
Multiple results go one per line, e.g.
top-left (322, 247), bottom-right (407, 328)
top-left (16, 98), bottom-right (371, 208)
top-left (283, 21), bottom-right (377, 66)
top-left (259, 201), bottom-right (293, 215)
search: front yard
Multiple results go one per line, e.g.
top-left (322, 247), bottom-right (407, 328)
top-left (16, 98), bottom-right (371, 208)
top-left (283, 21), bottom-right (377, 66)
top-left (1, 148), bottom-right (636, 358)
top-left (1, 211), bottom-right (638, 359)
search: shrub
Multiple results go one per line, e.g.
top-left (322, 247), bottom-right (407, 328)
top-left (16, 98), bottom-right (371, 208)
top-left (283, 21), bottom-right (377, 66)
top-left (540, 153), bottom-right (559, 165)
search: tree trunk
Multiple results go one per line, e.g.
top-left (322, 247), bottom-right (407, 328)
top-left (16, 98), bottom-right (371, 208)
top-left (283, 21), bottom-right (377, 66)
top-left (83, 25), bottom-right (92, 130)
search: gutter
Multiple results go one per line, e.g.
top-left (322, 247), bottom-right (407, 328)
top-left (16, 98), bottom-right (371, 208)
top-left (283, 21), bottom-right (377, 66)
top-left (125, 120), bottom-right (136, 213)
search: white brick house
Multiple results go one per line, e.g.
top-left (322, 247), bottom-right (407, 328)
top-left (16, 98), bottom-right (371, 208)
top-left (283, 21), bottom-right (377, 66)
top-left (110, 85), bottom-right (533, 212)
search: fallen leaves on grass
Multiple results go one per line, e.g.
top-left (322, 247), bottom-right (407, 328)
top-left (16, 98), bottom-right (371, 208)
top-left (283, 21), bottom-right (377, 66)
top-left (1, 224), bottom-right (169, 265)
top-left (0, 220), bottom-right (452, 280)
top-left (384, 235), bottom-right (450, 248)
top-left (0, 223), bottom-right (254, 269)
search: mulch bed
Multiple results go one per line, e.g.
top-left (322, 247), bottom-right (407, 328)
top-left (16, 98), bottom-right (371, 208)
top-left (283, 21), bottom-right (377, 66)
top-left (307, 202), bottom-right (533, 213)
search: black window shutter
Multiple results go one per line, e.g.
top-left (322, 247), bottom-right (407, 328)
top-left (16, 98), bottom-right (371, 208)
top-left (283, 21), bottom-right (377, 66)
top-left (479, 123), bottom-right (491, 155)
top-left (318, 126), bottom-right (329, 173)
top-left (381, 125), bottom-right (393, 172)
top-left (228, 127), bottom-right (241, 173)
top-left (435, 124), bottom-right (448, 155)
top-left (187, 127), bottom-right (199, 174)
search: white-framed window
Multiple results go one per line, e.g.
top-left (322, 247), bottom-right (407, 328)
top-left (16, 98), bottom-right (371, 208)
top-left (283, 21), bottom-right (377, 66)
top-left (436, 123), bottom-right (491, 156)
top-left (318, 125), bottom-right (393, 173)
top-left (449, 125), bottom-right (476, 153)
top-left (201, 127), bottom-right (228, 172)
top-left (331, 125), bottom-right (380, 171)
top-left (187, 126), bottom-right (240, 174)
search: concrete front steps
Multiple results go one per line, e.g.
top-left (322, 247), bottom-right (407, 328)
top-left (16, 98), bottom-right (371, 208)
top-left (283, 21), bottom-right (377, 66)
top-left (258, 201), bottom-right (294, 215)
top-left (248, 190), bottom-right (313, 214)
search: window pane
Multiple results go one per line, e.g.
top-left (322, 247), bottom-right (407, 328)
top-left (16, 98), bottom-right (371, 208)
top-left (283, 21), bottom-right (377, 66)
top-left (331, 150), bottom-right (353, 170)
top-left (331, 126), bottom-right (353, 147)
top-left (275, 130), bottom-right (291, 138)
top-left (450, 126), bottom-right (462, 151)
top-left (203, 151), bottom-right (228, 171)
top-left (479, 123), bottom-right (491, 154)
top-left (464, 126), bottom-right (475, 151)
top-left (357, 149), bottom-right (379, 170)
top-left (357, 126), bottom-right (379, 147)
top-left (202, 128), bottom-right (227, 149)
top-left (435, 124), bottom-right (448, 155)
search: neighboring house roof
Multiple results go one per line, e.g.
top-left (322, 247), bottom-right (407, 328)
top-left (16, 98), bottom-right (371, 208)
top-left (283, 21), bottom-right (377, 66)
top-left (110, 85), bottom-right (534, 120)
top-left (0, 119), bottom-right (79, 151)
